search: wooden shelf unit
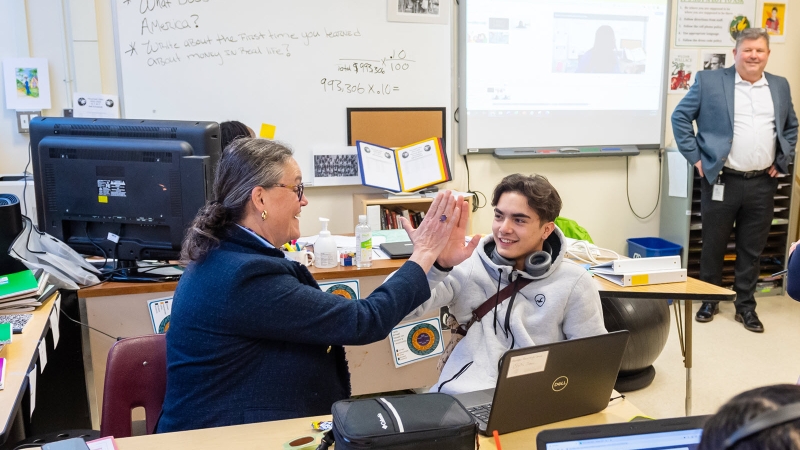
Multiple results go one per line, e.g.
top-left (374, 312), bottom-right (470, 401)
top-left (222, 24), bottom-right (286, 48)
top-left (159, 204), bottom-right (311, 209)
top-left (352, 194), bottom-right (473, 233)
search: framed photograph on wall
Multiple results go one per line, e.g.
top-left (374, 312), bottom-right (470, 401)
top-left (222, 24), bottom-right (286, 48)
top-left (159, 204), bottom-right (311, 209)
top-left (388, 0), bottom-right (450, 24)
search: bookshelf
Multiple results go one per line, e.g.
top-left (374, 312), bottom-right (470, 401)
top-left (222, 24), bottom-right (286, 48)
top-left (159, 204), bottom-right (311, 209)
top-left (352, 194), bottom-right (474, 233)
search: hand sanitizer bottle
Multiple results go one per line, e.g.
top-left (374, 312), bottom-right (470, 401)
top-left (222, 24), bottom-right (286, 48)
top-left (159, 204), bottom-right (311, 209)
top-left (314, 218), bottom-right (338, 268)
top-left (355, 214), bottom-right (372, 268)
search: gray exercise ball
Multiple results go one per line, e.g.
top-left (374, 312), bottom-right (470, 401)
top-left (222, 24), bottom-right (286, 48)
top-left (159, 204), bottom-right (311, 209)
top-left (601, 297), bottom-right (671, 392)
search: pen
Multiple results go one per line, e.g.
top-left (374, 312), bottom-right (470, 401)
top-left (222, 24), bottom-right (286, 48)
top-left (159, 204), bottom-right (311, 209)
top-left (493, 430), bottom-right (503, 450)
top-left (771, 269), bottom-right (788, 277)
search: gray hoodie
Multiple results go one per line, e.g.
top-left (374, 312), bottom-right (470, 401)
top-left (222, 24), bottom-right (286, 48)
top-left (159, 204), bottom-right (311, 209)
top-left (405, 226), bottom-right (607, 395)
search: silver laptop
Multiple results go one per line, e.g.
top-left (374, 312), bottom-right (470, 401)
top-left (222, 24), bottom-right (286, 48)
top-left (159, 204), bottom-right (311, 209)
top-left (537, 415), bottom-right (709, 449)
top-left (453, 330), bottom-right (630, 436)
top-left (379, 241), bottom-right (414, 259)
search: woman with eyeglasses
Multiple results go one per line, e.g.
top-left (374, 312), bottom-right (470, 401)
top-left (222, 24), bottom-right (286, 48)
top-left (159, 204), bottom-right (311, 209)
top-left (157, 138), bottom-right (471, 433)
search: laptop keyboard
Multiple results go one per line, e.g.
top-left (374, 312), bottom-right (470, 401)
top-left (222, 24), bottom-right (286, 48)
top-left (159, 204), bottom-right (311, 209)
top-left (467, 403), bottom-right (492, 423)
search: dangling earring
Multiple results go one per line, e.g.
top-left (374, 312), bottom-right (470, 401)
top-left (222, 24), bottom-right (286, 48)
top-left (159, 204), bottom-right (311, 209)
top-left (261, 210), bottom-right (268, 221)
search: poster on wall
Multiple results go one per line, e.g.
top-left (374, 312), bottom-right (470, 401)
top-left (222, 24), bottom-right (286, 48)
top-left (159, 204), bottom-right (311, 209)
top-left (676, 0), bottom-right (757, 47)
top-left (759, 1), bottom-right (787, 43)
top-left (2, 58), bottom-right (51, 110)
top-left (668, 49), bottom-right (698, 94)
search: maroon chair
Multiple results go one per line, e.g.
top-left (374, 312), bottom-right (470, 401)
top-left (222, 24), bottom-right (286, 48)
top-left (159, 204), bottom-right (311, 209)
top-left (100, 334), bottom-right (167, 438)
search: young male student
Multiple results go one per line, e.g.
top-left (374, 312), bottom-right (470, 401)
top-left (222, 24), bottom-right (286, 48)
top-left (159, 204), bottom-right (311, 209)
top-left (402, 174), bottom-right (607, 395)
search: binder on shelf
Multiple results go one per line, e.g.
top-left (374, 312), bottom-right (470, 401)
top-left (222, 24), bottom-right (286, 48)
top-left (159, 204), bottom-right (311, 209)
top-left (592, 268), bottom-right (687, 287)
top-left (356, 137), bottom-right (451, 192)
top-left (591, 255), bottom-right (681, 274)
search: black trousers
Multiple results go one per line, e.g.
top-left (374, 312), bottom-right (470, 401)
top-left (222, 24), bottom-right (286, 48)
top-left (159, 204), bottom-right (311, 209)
top-left (699, 172), bottom-right (778, 312)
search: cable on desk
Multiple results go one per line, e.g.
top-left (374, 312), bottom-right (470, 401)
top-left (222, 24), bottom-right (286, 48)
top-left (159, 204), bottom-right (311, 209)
top-left (625, 152), bottom-right (662, 220)
top-left (59, 307), bottom-right (121, 341)
top-left (610, 394), bottom-right (626, 402)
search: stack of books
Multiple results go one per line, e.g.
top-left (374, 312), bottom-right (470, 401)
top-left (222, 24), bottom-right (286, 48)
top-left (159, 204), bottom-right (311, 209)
top-left (591, 256), bottom-right (686, 287)
top-left (0, 269), bottom-right (54, 313)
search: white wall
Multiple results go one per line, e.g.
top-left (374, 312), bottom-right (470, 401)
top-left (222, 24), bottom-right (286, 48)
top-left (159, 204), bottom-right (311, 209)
top-left (1, 0), bottom-right (798, 253)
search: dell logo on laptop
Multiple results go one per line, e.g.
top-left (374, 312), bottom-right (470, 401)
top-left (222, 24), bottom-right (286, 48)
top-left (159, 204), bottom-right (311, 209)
top-left (552, 376), bottom-right (569, 391)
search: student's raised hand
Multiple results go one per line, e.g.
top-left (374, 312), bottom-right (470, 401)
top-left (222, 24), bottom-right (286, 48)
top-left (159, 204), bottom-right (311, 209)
top-left (400, 191), bottom-right (461, 272)
top-left (433, 196), bottom-right (481, 269)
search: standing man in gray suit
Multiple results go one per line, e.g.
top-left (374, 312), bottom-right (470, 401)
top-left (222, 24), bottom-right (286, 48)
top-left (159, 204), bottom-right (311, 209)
top-left (672, 28), bottom-right (798, 333)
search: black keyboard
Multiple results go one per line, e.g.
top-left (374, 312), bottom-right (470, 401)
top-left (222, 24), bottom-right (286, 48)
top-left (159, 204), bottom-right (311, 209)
top-left (467, 404), bottom-right (492, 423)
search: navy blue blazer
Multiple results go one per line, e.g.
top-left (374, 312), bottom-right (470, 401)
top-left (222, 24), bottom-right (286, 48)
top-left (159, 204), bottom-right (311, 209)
top-left (671, 66), bottom-right (798, 184)
top-left (157, 226), bottom-right (431, 433)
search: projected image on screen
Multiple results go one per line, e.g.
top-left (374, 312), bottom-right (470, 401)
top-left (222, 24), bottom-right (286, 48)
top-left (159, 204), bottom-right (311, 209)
top-left (460, 0), bottom-right (669, 150)
top-left (551, 14), bottom-right (648, 75)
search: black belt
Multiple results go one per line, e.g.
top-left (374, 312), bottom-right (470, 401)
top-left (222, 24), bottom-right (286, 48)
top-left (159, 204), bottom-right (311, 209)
top-left (722, 167), bottom-right (770, 179)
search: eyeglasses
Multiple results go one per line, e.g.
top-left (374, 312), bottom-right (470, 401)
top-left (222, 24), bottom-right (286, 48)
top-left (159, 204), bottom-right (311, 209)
top-left (268, 182), bottom-right (304, 201)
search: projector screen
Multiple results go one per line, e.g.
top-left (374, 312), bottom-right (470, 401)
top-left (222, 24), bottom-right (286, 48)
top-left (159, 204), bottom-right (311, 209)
top-left (459, 0), bottom-right (670, 153)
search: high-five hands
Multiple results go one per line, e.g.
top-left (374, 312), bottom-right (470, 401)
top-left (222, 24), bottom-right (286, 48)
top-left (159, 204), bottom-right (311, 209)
top-left (401, 191), bottom-right (481, 272)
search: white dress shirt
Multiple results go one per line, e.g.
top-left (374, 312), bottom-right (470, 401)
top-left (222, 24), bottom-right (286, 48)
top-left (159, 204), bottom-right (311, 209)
top-left (726, 72), bottom-right (776, 172)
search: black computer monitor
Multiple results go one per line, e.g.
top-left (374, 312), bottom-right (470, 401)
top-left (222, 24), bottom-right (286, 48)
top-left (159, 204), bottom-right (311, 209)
top-left (29, 117), bottom-right (222, 281)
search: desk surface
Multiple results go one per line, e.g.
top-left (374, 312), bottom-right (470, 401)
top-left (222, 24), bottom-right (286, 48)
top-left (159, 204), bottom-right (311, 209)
top-left (0, 291), bottom-right (56, 443)
top-left (78, 259), bottom-right (406, 298)
top-left (79, 257), bottom-right (736, 301)
top-left (85, 397), bottom-right (643, 450)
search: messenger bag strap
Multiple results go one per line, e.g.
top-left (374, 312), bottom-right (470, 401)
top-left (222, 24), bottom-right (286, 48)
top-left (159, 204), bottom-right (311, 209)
top-left (454, 277), bottom-right (533, 336)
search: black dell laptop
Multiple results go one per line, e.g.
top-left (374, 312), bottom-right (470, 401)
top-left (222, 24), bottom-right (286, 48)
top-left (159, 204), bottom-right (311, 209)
top-left (453, 330), bottom-right (630, 436)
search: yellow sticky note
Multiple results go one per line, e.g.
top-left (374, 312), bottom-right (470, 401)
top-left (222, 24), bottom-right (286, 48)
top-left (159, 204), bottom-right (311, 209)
top-left (98, 196), bottom-right (108, 203)
top-left (259, 123), bottom-right (276, 139)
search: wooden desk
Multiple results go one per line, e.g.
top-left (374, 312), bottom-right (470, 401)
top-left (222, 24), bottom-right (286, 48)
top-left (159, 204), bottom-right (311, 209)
top-left (0, 292), bottom-right (56, 446)
top-left (71, 398), bottom-right (644, 450)
top-left (76, 259), bottom-right (733, 423)
top-left (593, 277), bottom-right (735, 416)
top-left (76, 259), bottom-right (432, 430)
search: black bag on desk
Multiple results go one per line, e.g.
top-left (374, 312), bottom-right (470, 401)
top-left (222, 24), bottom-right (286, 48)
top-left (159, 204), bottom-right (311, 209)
top-left (324, 393), bottom-right (477, 450)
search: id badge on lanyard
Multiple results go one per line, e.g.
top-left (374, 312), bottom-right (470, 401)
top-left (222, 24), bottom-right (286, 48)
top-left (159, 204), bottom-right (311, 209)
top-left (712, 176), bottom-right (725, 202)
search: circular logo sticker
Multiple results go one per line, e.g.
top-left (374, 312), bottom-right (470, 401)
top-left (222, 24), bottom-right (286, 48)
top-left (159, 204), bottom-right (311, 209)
top-left (325, 284), bottom-right (357, 300)
top-left (407, 323), bottom-right (440, 356)
top-left (158, 316), bottom-right (170, 334)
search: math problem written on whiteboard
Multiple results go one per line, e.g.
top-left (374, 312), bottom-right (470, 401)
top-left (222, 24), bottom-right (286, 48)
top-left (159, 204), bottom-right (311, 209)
top-left (112, 0), bottom-right (450, 177)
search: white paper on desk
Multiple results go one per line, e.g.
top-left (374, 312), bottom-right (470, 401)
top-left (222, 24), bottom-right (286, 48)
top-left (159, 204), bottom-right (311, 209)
top-left (87, 436), bottom-right (119, 450)
top-left (667, 151), bottom-right (689, 198)
top-left (372, 247), bottom-right (390, 260)
top-left (148, 297), bottom-right (173, 334)
top-left (38, 339), bottom-right (47, 372)
top-left (49, 308), bottom-right (59, 349)
top-left (357, 142), bottom-right (401, 192)
top-left (389, 318), bottom-right (444, 368)
top-left (28, 365), bottom-right (36, 417)
top-left (311, 146), bottom-right (362, 187)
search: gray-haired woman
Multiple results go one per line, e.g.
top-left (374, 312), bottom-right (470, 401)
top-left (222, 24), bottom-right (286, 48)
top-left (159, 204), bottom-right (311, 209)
top-left (157, 138), bottom-right (471, 433)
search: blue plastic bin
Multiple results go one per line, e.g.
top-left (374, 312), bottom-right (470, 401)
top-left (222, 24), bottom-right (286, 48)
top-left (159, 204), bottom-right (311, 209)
top-left (627, 237), bottom-right (682, 259)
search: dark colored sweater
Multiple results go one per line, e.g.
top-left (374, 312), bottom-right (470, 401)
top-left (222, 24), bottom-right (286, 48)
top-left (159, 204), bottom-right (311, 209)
top-left (788, 251), bottom-right (800, 301)
top-left (157, 226), bottom-right (430, 433)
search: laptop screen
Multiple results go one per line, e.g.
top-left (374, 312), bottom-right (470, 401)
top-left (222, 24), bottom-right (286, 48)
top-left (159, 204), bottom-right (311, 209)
top-left (544, 427), bottom-right (703, 450)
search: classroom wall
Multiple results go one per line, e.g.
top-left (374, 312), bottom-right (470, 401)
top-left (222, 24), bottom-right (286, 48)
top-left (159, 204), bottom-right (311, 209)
top-left (0, 0), bottom-right (798, 254)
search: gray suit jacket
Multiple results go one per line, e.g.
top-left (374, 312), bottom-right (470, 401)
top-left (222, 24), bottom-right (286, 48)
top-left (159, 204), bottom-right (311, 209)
top-left (671, 66), bottom-right (798, 183)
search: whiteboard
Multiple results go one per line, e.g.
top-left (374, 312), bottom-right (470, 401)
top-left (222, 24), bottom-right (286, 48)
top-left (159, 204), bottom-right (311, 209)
top-left (112, 0), bottom-right (451, 181)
